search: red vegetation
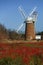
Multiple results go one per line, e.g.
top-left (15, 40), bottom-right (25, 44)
top-left (0, 42), bottom-right (43, 64)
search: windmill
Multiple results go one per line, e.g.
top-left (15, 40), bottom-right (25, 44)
top-left (16, 6), bottom-right (38, 40)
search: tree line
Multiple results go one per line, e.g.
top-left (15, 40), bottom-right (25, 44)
top-left (0, 24), bottom-right (43, 40)
top-left (0, 24), bottom-right (25, 40)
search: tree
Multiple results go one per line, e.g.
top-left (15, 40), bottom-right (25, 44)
top-left (0, 24), bottom-right (9, 40)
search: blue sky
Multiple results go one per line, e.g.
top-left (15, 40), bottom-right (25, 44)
top-left (0, 0), bottom-right (43, 32)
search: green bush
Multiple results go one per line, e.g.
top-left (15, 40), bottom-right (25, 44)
top-left (30, 54), bottom-right (43, 65)
top-left (0, 57), bottom-right (26, 65)
top-left (0, 57), bottom-right (14, 65)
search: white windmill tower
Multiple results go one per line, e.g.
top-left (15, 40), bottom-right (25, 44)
top-left (16, 6), bottom-right (38, 40)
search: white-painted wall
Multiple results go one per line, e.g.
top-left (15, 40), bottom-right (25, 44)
top-left (35, 35), bottom-right (41, 40)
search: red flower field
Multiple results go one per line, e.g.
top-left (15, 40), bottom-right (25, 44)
top-left (0, 41), bottom-right (43, 65)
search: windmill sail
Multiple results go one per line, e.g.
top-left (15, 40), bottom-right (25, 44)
top-left (29, 7), bottom-right (37, 16)
top-left (17, 23), bottom-right (24, 33)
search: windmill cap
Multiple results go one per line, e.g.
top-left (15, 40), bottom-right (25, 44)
top-left (26, 17), bottom-right (33, 21)
top-left (24, 17), bottom-right (36, 23)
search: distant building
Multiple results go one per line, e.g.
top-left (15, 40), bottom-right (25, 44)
top-left (35, 35), bottom-right (41, 40)
top-left (36, 32), bottom-right (43, 40)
